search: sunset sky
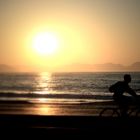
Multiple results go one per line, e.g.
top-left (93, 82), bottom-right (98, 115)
top-left (0, 0), bottom-right (140, 71)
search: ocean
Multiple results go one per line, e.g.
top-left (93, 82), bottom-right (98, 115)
top-left (0, 72), bottom-right (140, 104)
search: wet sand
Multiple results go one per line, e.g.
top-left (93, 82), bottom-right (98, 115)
top-left (0, 100), bottom-right (120, 116)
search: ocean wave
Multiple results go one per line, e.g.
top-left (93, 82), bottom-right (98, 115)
top-left (0, 92), bottom-right (113, 100)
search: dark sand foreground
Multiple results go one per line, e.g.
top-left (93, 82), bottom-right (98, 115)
top-left (0, 100), bottom-right (140, 136)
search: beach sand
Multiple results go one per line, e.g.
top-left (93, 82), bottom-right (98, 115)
top-left (0, 100), bottom-right (140, 136)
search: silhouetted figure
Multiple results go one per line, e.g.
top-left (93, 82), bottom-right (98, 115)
top-left (109, 74), bottom-right (138, 117)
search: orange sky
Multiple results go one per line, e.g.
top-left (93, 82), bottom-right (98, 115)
top-left (0, 0), bottom-right (140, 72)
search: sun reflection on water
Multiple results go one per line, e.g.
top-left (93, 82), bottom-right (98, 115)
top-left (32, 73), bottom-right (63, 115)
top-left (31, 101), bottom-right (64, 115)
top-left (36, 72), bottom-right (52, 94)
top-left (34, 104), bottom-right (57, 115)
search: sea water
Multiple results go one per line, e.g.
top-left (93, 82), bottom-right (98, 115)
top-left (0, 72), bottom-right (139, 104)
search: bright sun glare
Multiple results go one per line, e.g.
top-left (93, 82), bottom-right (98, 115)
top-left (32, 32), bottom-right (59, 55)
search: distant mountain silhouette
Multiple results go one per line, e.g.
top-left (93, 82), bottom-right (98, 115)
top-left (93, 63), bottom-right (124, 71)
top-left (56, 62), bottom-right (140, 72)
top-left (0, 64), bottom-right (49, 73)
top-left (127, 62), bottom-right (140, 71)
top-left (0, 62), bottom-right (140, 72)
top-left (0, 64), bottom-right (15, 72)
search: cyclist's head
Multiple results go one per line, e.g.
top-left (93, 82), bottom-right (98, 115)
top-left (124, 74), bottom-right (131, 83)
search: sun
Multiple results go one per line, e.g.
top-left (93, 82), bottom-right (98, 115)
top-left (32, 32), bottom-right (59, 55)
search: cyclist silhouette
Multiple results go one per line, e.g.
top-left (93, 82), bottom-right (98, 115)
top-left (109, 74), bottom-right (138, 116)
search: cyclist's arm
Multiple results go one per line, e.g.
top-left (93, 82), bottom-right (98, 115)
top-left (127, 87), bottom-right (137, 97)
